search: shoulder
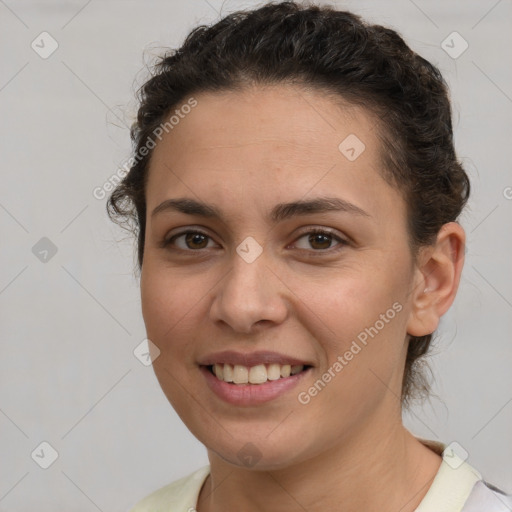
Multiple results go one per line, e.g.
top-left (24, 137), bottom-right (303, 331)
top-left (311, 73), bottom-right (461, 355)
top-left (128, 465), bottom-right (210, 512)
top-left (461, 480), bottom-right (512, 512)
top-left (414, 437), bottom-right (512, 512)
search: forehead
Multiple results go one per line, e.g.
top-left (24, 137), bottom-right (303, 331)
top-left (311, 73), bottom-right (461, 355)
top-left (151, 84), bottom-right (373, 163)
top-left (146, 84), bottom-right (404, 226)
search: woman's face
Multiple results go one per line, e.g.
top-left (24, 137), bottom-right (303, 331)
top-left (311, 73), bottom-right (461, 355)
top-left (141, 84), bottom-right (423, 469)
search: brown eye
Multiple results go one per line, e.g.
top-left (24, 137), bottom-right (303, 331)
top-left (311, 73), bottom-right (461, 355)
top-left (163, 230), bottom-right (215, 250)
top-left (292, 229), bottom-right (347, 252)
top-left (308, 232), bottom-right (333, 250)
top-left (183, 232), bottom-right (209, 249)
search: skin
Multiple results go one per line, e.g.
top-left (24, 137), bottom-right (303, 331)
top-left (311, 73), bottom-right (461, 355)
top-left (140, 84), bottom-right (466, 512)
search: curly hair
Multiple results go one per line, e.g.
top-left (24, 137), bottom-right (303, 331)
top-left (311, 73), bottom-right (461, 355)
top-left (107, 1), bottom-right (470, 409)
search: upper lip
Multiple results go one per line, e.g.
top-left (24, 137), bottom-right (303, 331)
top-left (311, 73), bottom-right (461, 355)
top-left (198, 350), bottom-right (312, 367)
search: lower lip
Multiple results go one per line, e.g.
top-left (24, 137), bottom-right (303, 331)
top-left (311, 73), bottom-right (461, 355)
top-left (200, 365), bottom-right (312, 406)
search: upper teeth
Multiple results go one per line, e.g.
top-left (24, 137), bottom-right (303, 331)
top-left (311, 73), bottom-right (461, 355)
top-left (212, 363), bottom-right (304, 384)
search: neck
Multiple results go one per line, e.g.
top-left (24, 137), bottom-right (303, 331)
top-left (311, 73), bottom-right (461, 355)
top-left (197, 407), bottom-right (442, 512)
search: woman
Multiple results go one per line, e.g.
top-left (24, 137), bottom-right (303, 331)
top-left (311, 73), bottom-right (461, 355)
top-left (108, 2), bottom-right (512, 511)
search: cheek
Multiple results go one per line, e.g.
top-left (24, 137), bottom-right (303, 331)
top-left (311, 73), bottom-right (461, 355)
top-left (141, 262), bottom-right (194, 350)
top-left (300, 263), bottom-right (409, 399)
top-left (140, 262), bottom-right (209, 416)
top-left (308, 265), bottom-right (405, 349)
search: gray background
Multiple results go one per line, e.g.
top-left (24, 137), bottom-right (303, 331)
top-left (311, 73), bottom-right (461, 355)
top-left (1, 0), bottom-right (511, 510)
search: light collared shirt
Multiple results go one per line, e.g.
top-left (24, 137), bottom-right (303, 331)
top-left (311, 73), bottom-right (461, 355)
top-left (129, 438), bottom-right (512, 512)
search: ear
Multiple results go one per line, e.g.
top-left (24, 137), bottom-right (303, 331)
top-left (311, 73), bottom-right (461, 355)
top-left (406, 222), bottom-right (466, 337)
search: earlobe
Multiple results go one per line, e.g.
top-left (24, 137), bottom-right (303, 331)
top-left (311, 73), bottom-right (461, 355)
top-left (406, 222), bottom-right (466, 337)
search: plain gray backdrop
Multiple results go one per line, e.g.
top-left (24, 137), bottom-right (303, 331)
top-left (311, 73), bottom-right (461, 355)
top-left (1, 0), bottom-right (511, 510)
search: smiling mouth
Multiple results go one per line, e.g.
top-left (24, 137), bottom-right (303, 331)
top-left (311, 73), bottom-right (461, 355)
top-left (206, 363), bottom-right (311, 385)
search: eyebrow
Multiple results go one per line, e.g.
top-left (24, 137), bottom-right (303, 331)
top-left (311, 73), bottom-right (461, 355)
top-left (151, 196), bottom-right (371, 223)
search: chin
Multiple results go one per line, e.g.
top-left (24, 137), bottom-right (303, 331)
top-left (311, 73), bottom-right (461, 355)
top-left (197, 424), bottom-right (316, 472)
top-left (211, 443), bottom-right (307, 472)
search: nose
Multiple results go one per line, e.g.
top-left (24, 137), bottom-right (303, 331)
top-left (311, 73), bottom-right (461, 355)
top-left (209, 248), bottom-right (289, 334)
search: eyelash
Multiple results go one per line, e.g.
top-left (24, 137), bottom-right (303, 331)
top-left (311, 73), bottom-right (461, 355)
top-left (161, 228), bottom-right (349, 255)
